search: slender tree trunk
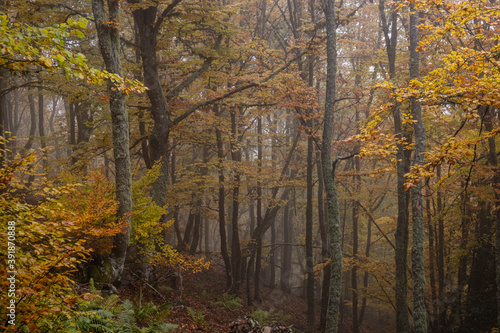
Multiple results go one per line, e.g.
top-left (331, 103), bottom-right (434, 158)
top-left (358, 209), bottom-right (371, 326)
top-left (189, 206), bottom-right (202, 255)
top-left (180, 212), bottom-right (194, 251)
top-left (427, 193), bottom-right (438, 333)
top-left (24, 91), bottom-right (37, 151)
top-left (230, 109), bottom-right (242, 294)
top-left (351, 159), bottom-right (360, 333)
top-left (93, 0), bottom-right (132, 283)
top-left (436, 165), bottom-right (446, 332)
top-left (351, 66), bottom-right (362, 333)
top-left (306, 116), bottom-right (315, 333)
top-left (318, 149), bottom-right (330, 333)
top-left (254, 116), bottom-right (263, 301)
top-left (0, 70), bottom-right (7, 167)
top-left (323, 0), bottom-right (342, 331)
top-left (67, 101), bottom-right (76, 161)
top-left (281, 199), bottom-right (292, 293)
top-left (37, 87), bottom-right (47, 171)
top-left (380, 1), bottom-right (411, 330)
top-left (409, 3), bottom-right (427, 331)
top-left (216, 123), bottom-right (232, 288)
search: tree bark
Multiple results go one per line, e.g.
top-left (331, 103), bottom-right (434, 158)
top-left (230, 109), bottom-right (242, 294)
top-left (254, 116), bottom-right (263, 301)
top-left (409, 2), bottom-right (427, 331)
top-left (216, 122), bottom-right (232, 289)
top-left (37, 87), bottom-right (47, 171)
top-left (379, 1), bottom-right (411, 330)
top-left (306, 115), bottom-right (315, 333)
top-left (24, 91), bottom-right (37, 151)
top-left (0, 70), bottom-right (7, 167)
top-left (92, 0), bottom-right (132, 284)
top-left (323, 0), bottom-right (342, 331)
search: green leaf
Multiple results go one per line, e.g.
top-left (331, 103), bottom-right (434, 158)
top-left (75, 29), bottom-right (85, 39)
top-left (78, 18), bottom-right (88, 29)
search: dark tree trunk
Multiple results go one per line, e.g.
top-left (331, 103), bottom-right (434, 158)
top-left (67, 101), bottom-right (76, 161)
top-left (306, 117), bottom-right (315, 332)
top-left (280, 199), bottom-right (292, 293)
top-left (254, 116), bottom-right (263, 301)
top-left (216, 119), bottom-right (232, 289)
top-left (230, 109), bottom-right (242, 294)
top-left (24, 91), bottom-right (37, 151)
top-left (318, 149), bottom-right (330, 333)
top-left (379, 1), bottom-right (411, 331)
top-left (436, 165), bottom-right (446, 332)
top-left (179, 212), bottom-right (194, 252)
top-left (426, 193), bottom-right (438, 333)
top-left (189, 208), bottom-right (202, 255)
top-left (128, 2), bottom-right (172, 228)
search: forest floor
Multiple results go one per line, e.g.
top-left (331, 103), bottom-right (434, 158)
top-left (119, 254), bottom-right (313, 332)
top-left (118, 254), bottom-right (387, 332)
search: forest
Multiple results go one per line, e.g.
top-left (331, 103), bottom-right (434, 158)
top-left (0, 0), bottom-right (499, 332)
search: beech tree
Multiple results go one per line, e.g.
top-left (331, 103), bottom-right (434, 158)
top-left (322, 0), bottom-right (343, 331)
top-left (92, 0), bottom-right (132, 284)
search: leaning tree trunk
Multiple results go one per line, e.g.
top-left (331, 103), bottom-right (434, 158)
top-left (409, 2), bottom-right (427, 332)
top-left (92, 0), bottom-right (132, 284)
top-left (323, 0), bottom-right (342, 331)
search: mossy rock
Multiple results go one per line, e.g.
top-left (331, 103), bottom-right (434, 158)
top-left (88, 261), bottom-right (113, 285)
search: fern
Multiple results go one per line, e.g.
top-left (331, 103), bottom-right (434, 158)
top-left (142, 322), bottom-right (178, 333)
top-left (251, 309), bottom-right (291, 326)
top-left (67, 309), bottom-right (117, 333)
top-left (187, 307), bottom-right (206, 326)
top-left (212, 293), bottom-right (243, 310)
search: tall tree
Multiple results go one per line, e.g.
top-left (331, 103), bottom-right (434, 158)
top-left (379, 0), bottom-right (411, 330)
top-left (92, 0), bottom-right (132, 283)
top-left (322, 0), bottom-right (343, 331)
top-left (409, 2), bottom-right (427, 331)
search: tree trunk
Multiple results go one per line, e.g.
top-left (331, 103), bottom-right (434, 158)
top-left (306, 117), bottom-right (315, 332)
top-left (318, 149), bottom-right (330, 333)
top-left (189, 207), bottom-right (202, 255)
top-left (67, 101), bottom-right (76, 161)
top-left (436, 165), bottom-right (446, 332)
top-left (426, 193), bottom-right (438, 333)
top-left (379, 1), bottom-right (411, 330)
top-left (216, 123), bottom-right (232, 289)
top-left (179, 212), bottom-right (194, 252)
top-left (323, 0), bottom-right (342, 331)
top-left (129, 3), bottom-right (171, 227)
top-left (93, 0), bottom-right (132, 284)
top-left (37, 87), bottom-right (47, 171)
top-left (0, 70), bottom-right (7, 167)
top-left (230, 109), bottom-right (242, 294)
top-left (254, 116), bottom-right (263, 301)
top-left (24, 91), bottom-right (37, 151)
top-left (409, 3), bottom-right (427, 331)
top-left (281, 199), bottom-right (292, 293)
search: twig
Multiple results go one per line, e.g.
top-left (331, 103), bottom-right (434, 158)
top-left (125, 268), bottom-right (168, 302)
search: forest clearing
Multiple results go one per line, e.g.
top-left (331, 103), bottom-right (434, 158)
top-left (1, 0), bottom-right (500, 332)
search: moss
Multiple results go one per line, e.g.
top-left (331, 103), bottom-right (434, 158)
top-left (88, 261), bottom-right (113, 285)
